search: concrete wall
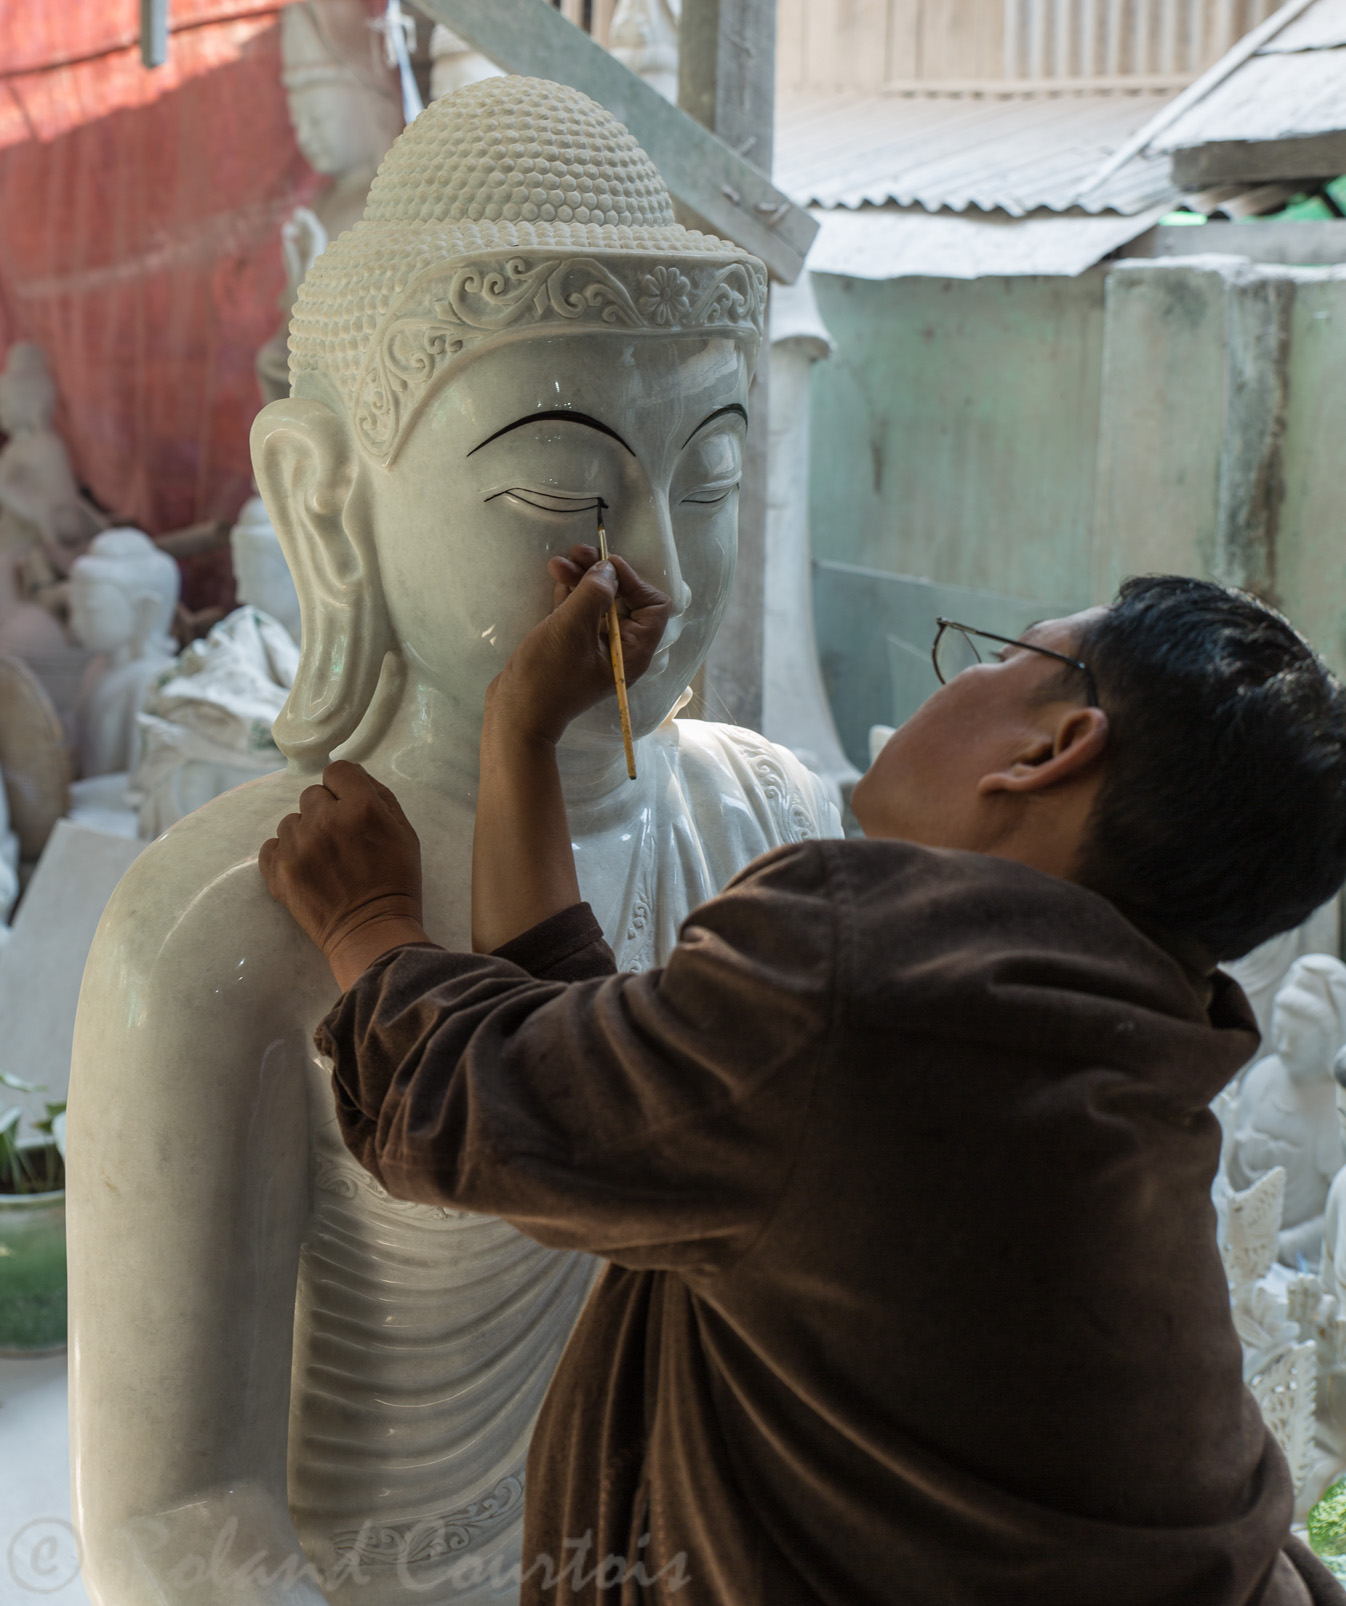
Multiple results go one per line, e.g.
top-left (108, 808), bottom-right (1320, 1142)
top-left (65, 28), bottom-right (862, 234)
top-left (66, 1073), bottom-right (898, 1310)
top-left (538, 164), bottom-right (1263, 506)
top-left (809, 270), bottom-right (1106, 602)
top-left (809, 256), bottom-right (1346, 769)
top-left (807, 269), bottom-right (1103, 765)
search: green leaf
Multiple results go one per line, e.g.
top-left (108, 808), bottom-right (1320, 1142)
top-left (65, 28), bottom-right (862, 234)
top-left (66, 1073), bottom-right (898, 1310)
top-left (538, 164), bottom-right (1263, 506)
top-left (0, 1073), bottom-right (40, 1094)
top-left (34, 1100), bottom-right (66, 1136)
top-left (51, 1112), bottom-right (65, 1161)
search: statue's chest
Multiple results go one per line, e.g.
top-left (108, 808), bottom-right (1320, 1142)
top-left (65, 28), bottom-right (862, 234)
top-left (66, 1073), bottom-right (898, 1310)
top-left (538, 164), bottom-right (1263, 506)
top-left (287, 1074), bottom-right (595, 1579)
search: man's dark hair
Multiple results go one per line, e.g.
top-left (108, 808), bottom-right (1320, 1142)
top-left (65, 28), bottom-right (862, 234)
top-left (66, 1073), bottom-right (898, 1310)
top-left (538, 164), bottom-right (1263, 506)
top-left (1073, 575), bottom-right (1346, 962)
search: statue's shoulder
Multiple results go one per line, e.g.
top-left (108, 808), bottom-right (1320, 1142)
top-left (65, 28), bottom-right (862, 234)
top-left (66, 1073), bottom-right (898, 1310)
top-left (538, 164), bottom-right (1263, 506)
top-left (97, 769), bottom-right (308, 973)
top-left (662, 717), bottom-right (843, 846)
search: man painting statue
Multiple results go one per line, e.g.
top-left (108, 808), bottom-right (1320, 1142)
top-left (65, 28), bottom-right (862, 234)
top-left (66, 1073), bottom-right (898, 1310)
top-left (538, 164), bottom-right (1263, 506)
top-left (68, 78), bottom-right (838, 1605)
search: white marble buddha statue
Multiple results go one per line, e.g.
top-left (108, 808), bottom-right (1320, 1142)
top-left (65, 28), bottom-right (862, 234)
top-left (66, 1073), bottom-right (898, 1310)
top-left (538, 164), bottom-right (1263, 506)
top-left (1226, 954), bottom-right (1346, 1268)
top-left (256, 0), bottom-right (402, 406)
top-left (69, 528), bottom-right (180, 779)
top-left (69, 77), bottom-right (839, 1606)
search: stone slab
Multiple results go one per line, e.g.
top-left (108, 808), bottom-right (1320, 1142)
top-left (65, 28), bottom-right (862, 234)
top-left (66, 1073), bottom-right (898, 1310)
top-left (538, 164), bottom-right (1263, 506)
top-left (0, 1355), bottom-right (90, 1606)
top-left (0, 821), bottom-right (143, 1132)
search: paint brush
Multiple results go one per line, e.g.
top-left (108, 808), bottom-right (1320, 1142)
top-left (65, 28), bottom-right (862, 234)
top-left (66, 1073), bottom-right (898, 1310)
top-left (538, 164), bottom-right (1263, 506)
top-left (596, 504), bottom-right (636, 781)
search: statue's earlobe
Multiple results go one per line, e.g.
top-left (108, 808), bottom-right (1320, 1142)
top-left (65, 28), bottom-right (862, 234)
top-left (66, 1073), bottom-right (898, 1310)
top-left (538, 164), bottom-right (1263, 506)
top-left (250, 397), bottom-right (392, 773)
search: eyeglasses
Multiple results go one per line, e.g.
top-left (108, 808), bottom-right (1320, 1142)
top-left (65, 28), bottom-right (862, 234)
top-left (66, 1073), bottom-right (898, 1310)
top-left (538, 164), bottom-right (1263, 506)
top-left (932, 618), bottom-right (1099, 707)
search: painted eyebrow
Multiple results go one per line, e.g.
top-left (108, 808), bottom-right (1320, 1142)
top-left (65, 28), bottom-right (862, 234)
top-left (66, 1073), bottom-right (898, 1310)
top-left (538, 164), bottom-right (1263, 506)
top-left (466, 410), bottom-right (635, 458)
top-left (682, 403), bottom-right (748, 449)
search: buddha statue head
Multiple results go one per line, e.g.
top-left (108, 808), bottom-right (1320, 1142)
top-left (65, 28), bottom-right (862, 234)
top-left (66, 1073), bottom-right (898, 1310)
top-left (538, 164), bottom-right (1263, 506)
top-left (251, 76), bottom-right (766, 773)
top-left (69, 528), bottom-right (179, 663)
top-left (1269, 955), bottom-right (1346, 1088)
top-left (281, 0), bottom-right (402, 181)
top-left (230, 496), bottom-right (303, 645)
top-left (0, 343), bottom-right (56, 437)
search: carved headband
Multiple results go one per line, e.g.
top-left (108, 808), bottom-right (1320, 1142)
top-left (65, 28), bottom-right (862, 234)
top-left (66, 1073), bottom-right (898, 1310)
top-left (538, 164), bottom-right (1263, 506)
top-left (324, 251), bottom-right (766, 465)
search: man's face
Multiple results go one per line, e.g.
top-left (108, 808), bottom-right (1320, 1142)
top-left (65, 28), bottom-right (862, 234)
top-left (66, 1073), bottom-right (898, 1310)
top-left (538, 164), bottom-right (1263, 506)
top-left (852, 608), bottom-right (1105, 850)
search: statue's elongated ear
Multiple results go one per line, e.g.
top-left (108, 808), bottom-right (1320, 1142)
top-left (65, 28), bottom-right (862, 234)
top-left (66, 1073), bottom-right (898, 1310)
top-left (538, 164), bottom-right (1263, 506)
top-left (251, 397), bottom-right (393, 773)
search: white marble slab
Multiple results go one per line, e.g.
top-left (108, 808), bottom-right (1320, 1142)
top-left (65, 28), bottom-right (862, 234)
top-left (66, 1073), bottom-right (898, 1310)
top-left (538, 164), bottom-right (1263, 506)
top-left (0, 1354), bottom-right (89, 1606)
top-left (0, 820), bottom-right (143, 1133)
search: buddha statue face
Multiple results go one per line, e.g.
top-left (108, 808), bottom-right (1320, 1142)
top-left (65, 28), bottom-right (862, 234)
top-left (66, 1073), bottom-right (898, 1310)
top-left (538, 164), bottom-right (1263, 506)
top-left (281, 1), bottom-right (400, 179)
top-left (369, 331), bottom-right (747, 746)
top-left (287, 78), bottom-right (392, 177)
top-left (252, 77), bottom-right (767, 772)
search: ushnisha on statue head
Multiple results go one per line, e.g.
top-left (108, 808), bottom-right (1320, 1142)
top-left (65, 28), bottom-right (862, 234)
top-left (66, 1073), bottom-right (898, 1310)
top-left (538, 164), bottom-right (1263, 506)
top-left (252, 75), bottom-right (766, 773)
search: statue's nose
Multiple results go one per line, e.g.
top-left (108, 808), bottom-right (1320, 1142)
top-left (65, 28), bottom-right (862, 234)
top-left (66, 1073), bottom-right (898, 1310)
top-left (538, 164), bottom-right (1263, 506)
top-left (617, 496), bottom-right (689, 633)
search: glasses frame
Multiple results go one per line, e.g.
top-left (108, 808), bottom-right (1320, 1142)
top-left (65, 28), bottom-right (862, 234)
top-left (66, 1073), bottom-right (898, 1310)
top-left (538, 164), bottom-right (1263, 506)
top-left (932, 618), bottom-right (1099, 707)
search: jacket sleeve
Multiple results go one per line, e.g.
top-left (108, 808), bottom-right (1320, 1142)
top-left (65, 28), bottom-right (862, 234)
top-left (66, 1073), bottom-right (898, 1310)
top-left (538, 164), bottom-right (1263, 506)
top-left (316, 843), bottom-right (837, 1273)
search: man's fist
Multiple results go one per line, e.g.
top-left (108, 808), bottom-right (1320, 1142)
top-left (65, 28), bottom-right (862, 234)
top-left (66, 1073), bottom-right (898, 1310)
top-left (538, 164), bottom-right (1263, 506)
top-left (486, 546), bottom-right (671, 743)
top-left (260, 760), bottom-right (430, 990)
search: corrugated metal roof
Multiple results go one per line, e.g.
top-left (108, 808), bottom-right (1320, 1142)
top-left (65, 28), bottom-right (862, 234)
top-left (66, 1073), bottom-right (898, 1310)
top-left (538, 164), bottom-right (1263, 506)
top-left (775, 91), bottom-right (1180, 217)
top-left (1154, 25), bottom-right (1346, 148)
top-left (1256, 0), bottom-right (1346, 52)
top-left (806, 203), bottom-right (1170, 279)
top-left (1082, 0), bottom-right (1346, 180)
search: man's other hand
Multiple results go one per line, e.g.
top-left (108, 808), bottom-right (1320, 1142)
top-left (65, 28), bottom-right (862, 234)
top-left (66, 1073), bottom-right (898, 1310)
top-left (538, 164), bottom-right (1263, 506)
top-left (260, 760), bottom-right (430, 990)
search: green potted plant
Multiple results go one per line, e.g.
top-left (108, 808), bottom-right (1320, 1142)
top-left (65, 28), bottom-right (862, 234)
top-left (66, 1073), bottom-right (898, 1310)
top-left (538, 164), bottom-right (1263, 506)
top-left (0, 1073), bottom-right (67, 1354)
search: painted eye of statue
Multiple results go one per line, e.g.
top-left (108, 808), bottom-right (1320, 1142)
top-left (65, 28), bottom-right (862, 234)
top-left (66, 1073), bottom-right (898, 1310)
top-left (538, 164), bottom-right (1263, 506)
top-left (681, 481), bottom-right (740, 507)
top-left (486, 488), bottom-right (605, 516)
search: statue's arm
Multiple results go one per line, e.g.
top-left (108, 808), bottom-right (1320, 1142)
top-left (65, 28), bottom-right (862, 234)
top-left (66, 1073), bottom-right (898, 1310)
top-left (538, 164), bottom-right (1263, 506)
top-left (68, 840), bottom-right (327, 1606)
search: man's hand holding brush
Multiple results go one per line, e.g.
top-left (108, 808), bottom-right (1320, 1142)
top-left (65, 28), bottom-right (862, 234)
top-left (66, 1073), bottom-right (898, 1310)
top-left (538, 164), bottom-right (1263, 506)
top-left (260, 546), bottom-right (670, 987)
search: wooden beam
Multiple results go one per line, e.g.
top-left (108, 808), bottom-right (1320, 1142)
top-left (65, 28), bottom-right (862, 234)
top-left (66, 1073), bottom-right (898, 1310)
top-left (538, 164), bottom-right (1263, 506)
top-left (412, 0), bottom-right (816, 283)
top-left (680, 0), bottom-right (777, 732)
top-left (1172, 133), bottom-right (1346, 189)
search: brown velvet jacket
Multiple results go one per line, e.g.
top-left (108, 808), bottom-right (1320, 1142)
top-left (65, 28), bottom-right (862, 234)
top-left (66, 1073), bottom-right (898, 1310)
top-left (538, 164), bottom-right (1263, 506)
top-left (317, 838), bottom-right (1345, 1606)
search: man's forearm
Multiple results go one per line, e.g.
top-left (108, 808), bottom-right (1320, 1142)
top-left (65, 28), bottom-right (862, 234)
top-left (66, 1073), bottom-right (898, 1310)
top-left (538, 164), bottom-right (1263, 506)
top-left (472, 698), bottom-right (582, 954)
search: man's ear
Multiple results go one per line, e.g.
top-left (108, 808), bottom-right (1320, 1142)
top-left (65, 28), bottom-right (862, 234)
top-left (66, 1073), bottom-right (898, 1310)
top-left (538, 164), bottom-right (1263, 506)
top-left (978, 706), bottom-right (1109, 795)
top-left (251, 397), bottom-right (393, 774)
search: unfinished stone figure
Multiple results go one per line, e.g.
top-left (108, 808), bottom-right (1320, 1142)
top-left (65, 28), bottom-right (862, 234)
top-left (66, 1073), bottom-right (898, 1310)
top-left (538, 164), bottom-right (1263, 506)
top-left (1226, 954), bottom-right (1346, 1268)
top-left (0, 344), bottom-right (100, 658)
top-left (256, 0), bottom-right (402, 405)
top-left (0, 343), bottom-right (101, 564)
top-left (609, 0), bottom-right (681, 101)
top-left (70, 77), bottom-right (839, 1606)
top-left (428, 23), bottom-right (503, 100)
top-left (129, 499), bottom-right (300, 834)
top-left (68, 529), bottom-right (179, 779)
top-left (230, 494), bottom-right (302, 644)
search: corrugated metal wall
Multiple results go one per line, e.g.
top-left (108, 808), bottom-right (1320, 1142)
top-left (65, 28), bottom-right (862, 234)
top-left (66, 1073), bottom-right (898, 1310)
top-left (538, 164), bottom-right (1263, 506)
top-left (778, 0), bottom-right (1283, 93)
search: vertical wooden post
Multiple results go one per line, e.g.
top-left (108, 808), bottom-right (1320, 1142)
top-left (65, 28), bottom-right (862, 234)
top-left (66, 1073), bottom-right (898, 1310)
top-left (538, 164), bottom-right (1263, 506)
top-left (141, 0), bottom-right (169, 67)
top-left (679, 0), bottom-right (775, 731)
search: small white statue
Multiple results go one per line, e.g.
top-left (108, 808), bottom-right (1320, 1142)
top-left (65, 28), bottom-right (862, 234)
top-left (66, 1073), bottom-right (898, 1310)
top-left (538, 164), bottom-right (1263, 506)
top-left (129, 497), bottom-right (301, 834)
top-left (428, 23), bottom-right (503, 100)
top-left (1226, 896), bottom-right (1342, 1041)
top-left (256, 0), bottom-right (402, 405)
top-left (229, 494), bottom-right (301, 644)
top-left (69, 529), bottom-right (179, 779)
top-left (1219, 1166), bottom-right (1321, 1502)
top-left (1226, 955), bottom-right (1346, 1268)
top-left (0, 343), bottom-right (100, 565)
top-left (609, 0), bottom-right (681, 101)
top-left (131, 606), bottom-right (298, 839)
top-left (0, 344), bottom-right (100, 661)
